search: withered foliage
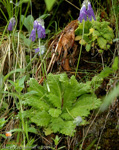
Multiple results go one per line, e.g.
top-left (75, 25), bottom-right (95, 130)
top-left (48, 19), bottom-right (78, 72)
top-left (36, 20), bottom-right (78, 80)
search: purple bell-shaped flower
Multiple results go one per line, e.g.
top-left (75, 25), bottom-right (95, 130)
top-left (87, 2), bottom-right (96, 21)
top-left (78, 4), bottom-right (87, 23)
top-left (37, 25), bottom-right (46, 39)
top-left (29, 29), bottom-right (36, 41)
top-left (78, 0), bottom-right (96, 23)
top-left (7, 17), bottom-right (16, 31)
top-left (29, 18), bottom-right (46, 41)
top-left (35, 45), bottom-right (45, 55)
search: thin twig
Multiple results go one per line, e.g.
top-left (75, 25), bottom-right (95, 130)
top-left (64, 0), bottom-right (80, 11)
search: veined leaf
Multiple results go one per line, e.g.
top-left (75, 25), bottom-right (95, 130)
top-left (75, 35), bottom-right (82, 41)
top-left (48, 108), bottom-right (62, 117)
top-left (70, 94), bottom-right (101, 117)
top-left (44, 127), bottom-right (53, 136)
top-left (30, 111), bottom-right (51, 127)
top-left (99, 67), bottom-right (113, 78)
top-left (21, 15), bottom-right (34, 32)
top-left (92, 30), bottom-right (100, 37)
top-left (45, 0), bottom-right (56, 11)
top-left (112, 57), bottom-right (119, 71)
top-left (97, 37), bottom-right (107, 49)
top-left (24, 73), bottom-right (102, 136)
top-left (86, 43), bottom-right (91, 52)
top-left (28, 78), bottom-right (46, 97)
top-left (62, 76), bottom-right (80, 110)
top-left (46, 73), bottom-right (62, 107)
top-left (47, 73), bottom-right (62, 99)
top-left (83, 34), bottom-right (90, 43)
top-left (47, 93), bottom-right (61, 109)
top-left (61, 113), bottom-right (73, 120)
top-left (25, 96), bottom-right (49, 111)
top-left (50, 117), bottom-right (64, 133)
top-left (60, 121), bottom-right (76, 136)
top-left (91, 75), bottom-right (103, 90)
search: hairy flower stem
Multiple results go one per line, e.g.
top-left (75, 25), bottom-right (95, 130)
top-left (39, 39), bottom-right (47, 79)
top-left (75, 21), bottom-right (85, 77)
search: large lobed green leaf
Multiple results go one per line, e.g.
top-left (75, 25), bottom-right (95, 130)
top-left (70, 94), bottom-right (101, 117)
top-left (24, 73), bottom-right (102, 136)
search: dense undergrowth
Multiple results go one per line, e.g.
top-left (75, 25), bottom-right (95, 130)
top-left (0, 0), bottom-right (119, 150)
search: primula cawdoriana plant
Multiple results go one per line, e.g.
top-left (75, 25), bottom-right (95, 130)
top-left (24, 73), bottom-right (102, 136)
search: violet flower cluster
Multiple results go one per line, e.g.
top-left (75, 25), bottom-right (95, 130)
top-left (29, 19), bottom-right (46, 42)
top-left (34, 45), bottom-right (45, 56)
top-left (7, 17), bottom-right (16, 31)
top-left (78, 1), bottom-right (96, 23)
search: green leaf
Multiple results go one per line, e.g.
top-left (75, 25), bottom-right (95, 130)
top-left (70, 94), bottom-right (101, 118)
top-left (112, 57), bottom-right (119, 71)
top-left (50, 117), bottom-right (64, 133)
top-left (44, 0), bottom-right (56, 11)
top-left (93, 30), bottom-right (100, 37)
top-left (62, 76), bottom-right (81, 110)
top-left (99, 67), bottom-right (113, 78)
top-left (0, 134), bottom-right (7, 139)
top-left (24, 73), bottom-right (102, 136)
top-left (83, 35), bottom-right (90, 43)
top-left (28, 127), bottom-right (37, 134)
top-left (97, 37), bottom-right (107, 49)
top-left (100, 84), bottom-right (119, 112)
top-left (21, 15), bottom-right (34, 32)
top-left (40, 14), bottom-right (50, 19)
top-left (91, 75), bottom-right (103, 90)
top-left (47, 93), bottom-right (61, 109)
top-left (113, 38), bottom-right (119, 42)
top-left (9, 128), bottom-right (23, 133)
top-left (0, 118), bottom-right (6, 129)
top-left (44, 127), bottom-right (53, 136)
top-left (61, 113), bottom-right (72, 120)
top-left (30, 111), bottom-right (51, 127)
top-left (4, 68), bottom-right (24, 82)
top-left (103, 33), bottom-right (112, 41)
top-left (48, 108), bottom-right (62, 117)
top-left (75, 21), bottom-right (92, 36)
top-left (86, 43), bottom-right (91, 52)
top-left (60, 121), bottom-right (76, 136)
top-left (46, 73), bottom-right (62, 106)
top-left (16, 76), bottom-right (26, 92)
top-left (25, 96), bottom-right (49, 111)
top-left (28, 78), bottom-right (46, 97)
top-left (16, 0), bottom-right (31, 6)
top-left (18, 33), bottom-right (31, 47)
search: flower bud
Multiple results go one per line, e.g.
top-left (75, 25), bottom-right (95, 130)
top-left (7, 17), bottom-right (16, 31)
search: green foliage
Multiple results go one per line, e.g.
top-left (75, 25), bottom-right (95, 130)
top-left (100, 84), bottom-right (119, 112)
top-left (51, 135), bottom-right (65, 150)
top-left (98, 67), bottom-right (114, 78)
top-left (20, 14), bottom-right (50, 33)
top-left (0, 118), bottom-right (6, 130)
top-left (21, 15), bottom-right (34, 32)
top-left (75, 20), bottom-right (114, 52)
top-left (24, 73), bottom-right (102, 136)
top-left (44, 0), bottom-right (56, 11)
top-left (8, 76), bottom-right (26, 93)
top-left (112, 57), bottom-right (119, 71)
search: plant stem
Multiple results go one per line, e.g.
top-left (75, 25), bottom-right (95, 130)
top-left (19, 96), bottom-right (25, 150)
top-left (75, 21), bottom-right (85, 77)
top-left (39, 39), bottom-right (47, 79)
